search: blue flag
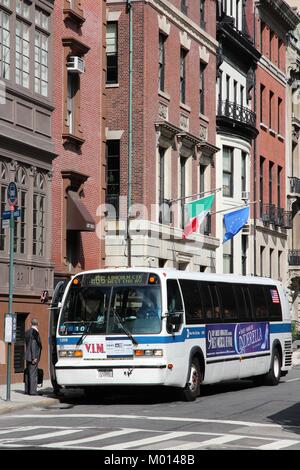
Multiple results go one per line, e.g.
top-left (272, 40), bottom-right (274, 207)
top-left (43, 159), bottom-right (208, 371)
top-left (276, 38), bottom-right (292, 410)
top-left (223, 206), bottom-right (250, 243)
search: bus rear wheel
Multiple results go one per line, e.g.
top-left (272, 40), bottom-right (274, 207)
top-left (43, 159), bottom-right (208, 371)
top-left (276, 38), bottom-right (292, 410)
top-left (181, 357), bottom-right (201, 402)
top-left (264, 348), bottom-right (282, 385)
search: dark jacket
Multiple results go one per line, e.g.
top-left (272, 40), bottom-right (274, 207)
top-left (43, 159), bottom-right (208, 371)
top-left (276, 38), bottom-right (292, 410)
top-left (25, 328), bottom-right (42, 363)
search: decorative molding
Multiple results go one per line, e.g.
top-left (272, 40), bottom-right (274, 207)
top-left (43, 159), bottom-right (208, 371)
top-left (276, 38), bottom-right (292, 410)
top-left (158, 14), bottom-right (171, 36)
top-left (199, 45), bottom-right (210, 64)
top-left (158, 102), bottom-right (168, 120)
top-left (180, 113), bottom-right (189, 132)
top-left (180, 31), bottom-right (191, 51)
top-left (107, 10), bottom-right (122, 22)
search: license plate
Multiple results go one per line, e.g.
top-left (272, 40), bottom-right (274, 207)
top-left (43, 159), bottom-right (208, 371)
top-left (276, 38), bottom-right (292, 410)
top-left (98, 369), bottom-right (113, 378)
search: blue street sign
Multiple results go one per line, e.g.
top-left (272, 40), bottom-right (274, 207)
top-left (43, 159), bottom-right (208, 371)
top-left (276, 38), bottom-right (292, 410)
top-left (2, 209), bottom-right (21, 220)
top-left (7, 182), bottom-right (18, 206)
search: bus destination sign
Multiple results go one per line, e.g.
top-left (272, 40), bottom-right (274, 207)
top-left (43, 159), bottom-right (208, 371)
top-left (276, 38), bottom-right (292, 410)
top-left (83, 273), bottom-right (148, 287)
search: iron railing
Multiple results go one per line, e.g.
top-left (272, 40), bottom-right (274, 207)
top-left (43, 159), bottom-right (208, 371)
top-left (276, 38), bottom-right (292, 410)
top-left (260, 204), bottom-right (292, 229)
top-left (217, 100), bottom-right (256, 127)
top-left (289, 250), bottom-right (300, 266)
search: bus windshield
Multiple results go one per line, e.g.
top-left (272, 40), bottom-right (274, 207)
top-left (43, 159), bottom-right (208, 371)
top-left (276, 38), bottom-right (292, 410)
top-left (58, 274), bottom-right (162, 336)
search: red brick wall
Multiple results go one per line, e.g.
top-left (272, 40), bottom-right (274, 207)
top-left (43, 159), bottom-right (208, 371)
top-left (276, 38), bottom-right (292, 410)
top-left (52, 1), bottom-right (105, 274)
top-left (106, 1), bottom-right (217, 230)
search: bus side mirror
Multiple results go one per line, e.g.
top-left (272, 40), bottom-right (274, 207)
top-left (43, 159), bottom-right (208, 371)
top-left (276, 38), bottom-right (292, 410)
top-left (167, 311), bottom-right (183, 334)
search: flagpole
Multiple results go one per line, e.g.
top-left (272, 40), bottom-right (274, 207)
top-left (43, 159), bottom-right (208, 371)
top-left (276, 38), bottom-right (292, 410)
top-left (210, 200), bottom-right (259, 217)
top-left (168, 187), bottom-right (222, 206)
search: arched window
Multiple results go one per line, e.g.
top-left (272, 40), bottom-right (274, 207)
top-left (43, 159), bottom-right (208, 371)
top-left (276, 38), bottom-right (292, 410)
top-left (0, 160), bottom-right (8, 251)
top-left (33, 172), bottom-right (46, 256)
top-left (14, 165), bottom-right (27, 254)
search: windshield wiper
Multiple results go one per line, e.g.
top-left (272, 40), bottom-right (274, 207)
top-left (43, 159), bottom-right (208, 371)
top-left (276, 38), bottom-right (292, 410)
top-left (76, 321), bottom-right (93, 346)
top-left (113, 308), bottom-right (139, 346)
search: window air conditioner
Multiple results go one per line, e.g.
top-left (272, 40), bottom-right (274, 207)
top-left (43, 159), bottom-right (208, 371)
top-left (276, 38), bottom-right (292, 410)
top-left (67, 56), bottom-right (85, 74)
top-left (241, 191), bottom-right (249, 201)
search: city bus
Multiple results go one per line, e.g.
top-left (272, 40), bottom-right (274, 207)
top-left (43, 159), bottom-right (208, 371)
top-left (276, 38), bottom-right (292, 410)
top-left (49, 268), bottom-right (293, 401)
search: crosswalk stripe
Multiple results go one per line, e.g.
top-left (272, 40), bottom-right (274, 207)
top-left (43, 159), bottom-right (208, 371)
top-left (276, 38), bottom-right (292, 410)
top-left (257, 439), bottom-right (299, 450)
top-left (43, 428), bottom-right (139, 448)
top-left (0, 426), bottom-right (39, 436)
top-left (100, 432), bottom-right (193, 450)
top-left (19, 429), bottom-right (83, 441)
top-left (165, 434), bottom-right (245, 450)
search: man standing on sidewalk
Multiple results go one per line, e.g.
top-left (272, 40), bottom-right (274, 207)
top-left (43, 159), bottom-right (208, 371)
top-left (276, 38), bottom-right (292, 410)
top-left (24, 319), bottom-right (42, 395)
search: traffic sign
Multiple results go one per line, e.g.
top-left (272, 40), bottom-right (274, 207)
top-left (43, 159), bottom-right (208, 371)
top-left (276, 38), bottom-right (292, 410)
top-left (7, 182), bottom-right (18, 206)
top-left (2, 208), bottom-right (21, 220)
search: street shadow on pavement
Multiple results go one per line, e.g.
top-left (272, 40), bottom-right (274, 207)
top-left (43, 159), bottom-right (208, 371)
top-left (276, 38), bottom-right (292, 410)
top-left (267, 403), bottom-right (300, 435)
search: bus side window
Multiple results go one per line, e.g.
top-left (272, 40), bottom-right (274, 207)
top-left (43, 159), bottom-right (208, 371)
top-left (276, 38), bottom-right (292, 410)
top-left (264, 286), bottom-right (282, 320)
top-left (235, 285), bottom-right (251, 322)
top-left (216, 284), bottom-right (237, 321)
top-left (209, 284), bottom-right (222, 321)
top-left (199, 282), bottom-right (215, 322)
top-left (179, 280), bottom-right (203, 324)
top-left (249, 285), bottom-right (268, 321)
top-left (167, 280), bottom-right (183, 314)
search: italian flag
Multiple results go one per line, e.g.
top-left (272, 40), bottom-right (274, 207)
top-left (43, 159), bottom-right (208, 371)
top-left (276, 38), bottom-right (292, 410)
top-left (182, 194), bottom-right (215, 239)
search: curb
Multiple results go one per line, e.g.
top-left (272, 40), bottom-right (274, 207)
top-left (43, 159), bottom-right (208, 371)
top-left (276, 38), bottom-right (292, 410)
top-left (0, 397), bottom-right (60, 416)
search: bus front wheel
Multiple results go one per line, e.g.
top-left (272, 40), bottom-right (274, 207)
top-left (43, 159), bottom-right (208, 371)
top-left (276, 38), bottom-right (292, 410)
top-left (181, 357), bottom-right (201, 402)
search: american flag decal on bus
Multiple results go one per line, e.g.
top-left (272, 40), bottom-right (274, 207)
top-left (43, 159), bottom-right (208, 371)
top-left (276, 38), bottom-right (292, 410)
top-left (271, 289), bottom-right (280, 304)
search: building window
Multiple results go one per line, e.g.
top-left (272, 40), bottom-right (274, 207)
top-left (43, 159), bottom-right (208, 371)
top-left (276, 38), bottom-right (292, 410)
top-left (278, 39), bottom-right (283, 69)
top-left (181, 0), bottom-right (188, 15)
top-left (0, 10), bottom-right (10, 80)
top-left (241, 152), bottom-right (247, 193)
top-left (269, 162), bottom-right (273, 205)
top-left (106, 140), bottom-right (120, 218)
top-left (0, 160), bottom-right (8, 251)
top-left (180, 48), bottom-right (187, 104)
top-left (106, 22), bottom-right (118, 84)
top-left (180, 156), bottom-right (186, 228)
top-left (278, 250), bottom-right (282, 279)
top-left (200, 0), bottom-right (205, 29)
top-left (34, 29), bottom-right (49, 96)
top-left (223, 147), bottom-right (233, 197)
top-left (199, 61), bottom-right (206, 114)
top-left (159, 33), bottom-right (166, 92)
top-left (241, 234), bottom-right (247, 275)
top-left (270, 248), bottom-right (274, 278)
top-left (33, 172), bottom-right (45, 257)
top-left (223, 236), bottom-right (233, 274)
top-left (233, 80), bottom-right (237, 104)
top-left (277, 97), bottom-right (282, 135)
top-left (260, 84), bottom-right (265, 123)
top-left (15, 20), bottom-right (30, 88)
top-left (269, 91), bottom-right (274, 129)
top-left (240, 85), bottom-right (244, 107)
top-left (159, 146), bottom-right (165, 223)
top-left (269, 30), bottom-right (274, 61)
top-left (67, 72), bottom-right (78, 135)
top-left (199, 164), bottom-right (205, 195)
top-left (226, 74), bottom-right (230, 101)
top-left (277, 166), bottom-right (282, 208)
top-left (260, 21), bottom-right (265, 53)
top-left (260, 156), bottom-right (264, 216)
top-left (16, 0), bottom-right (30, 19)
top-left (14, 166), bottom-right (27, 255)
top-left (260, 246), bottom-right (264, 276)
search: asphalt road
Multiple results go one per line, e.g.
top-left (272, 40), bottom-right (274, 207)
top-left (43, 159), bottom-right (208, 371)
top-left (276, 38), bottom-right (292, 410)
top-left (0, 365), bottom-right (300, 454)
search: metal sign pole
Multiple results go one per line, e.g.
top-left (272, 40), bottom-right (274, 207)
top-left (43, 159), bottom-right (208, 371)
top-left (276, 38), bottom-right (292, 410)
top-left (6, 204), bottom-right (14, 401)
top-left (5, 182), bottom-right (17, 402)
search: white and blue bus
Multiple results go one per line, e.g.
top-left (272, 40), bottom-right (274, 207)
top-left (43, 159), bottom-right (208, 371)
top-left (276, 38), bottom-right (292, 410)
top-left (49, 269), bottom-right (292, 401)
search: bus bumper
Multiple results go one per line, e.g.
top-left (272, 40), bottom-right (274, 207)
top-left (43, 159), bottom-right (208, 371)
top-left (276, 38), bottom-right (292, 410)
top-left (55, 363), bottom-right (168, 386)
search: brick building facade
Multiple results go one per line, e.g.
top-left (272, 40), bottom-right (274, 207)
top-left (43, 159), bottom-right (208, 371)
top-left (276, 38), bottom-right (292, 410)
top-left (105, 0), bottom-right (219, 271)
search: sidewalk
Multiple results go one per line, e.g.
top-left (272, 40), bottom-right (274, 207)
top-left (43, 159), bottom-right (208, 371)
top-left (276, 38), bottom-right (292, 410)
top-left (0, 352), bottom-right (300, 416)
top-left (0, 380), bottom-right (60, 415)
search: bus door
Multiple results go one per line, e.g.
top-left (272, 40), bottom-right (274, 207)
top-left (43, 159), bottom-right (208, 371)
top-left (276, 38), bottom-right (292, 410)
top-left (166, 279), bottom-right (186, 384)
top-left (49, 280), bottom-right (67, 393)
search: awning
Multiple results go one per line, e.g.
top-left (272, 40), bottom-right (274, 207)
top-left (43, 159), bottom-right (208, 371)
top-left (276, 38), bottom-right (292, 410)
top-left (67, 190), bottom-right (95, 232)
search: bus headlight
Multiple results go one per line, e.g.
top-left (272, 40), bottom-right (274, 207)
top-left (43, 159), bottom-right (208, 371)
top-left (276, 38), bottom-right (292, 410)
top-left (59, 350), bottom-right (83, 358)
top-left (134, 349), bottom-right (163, 357)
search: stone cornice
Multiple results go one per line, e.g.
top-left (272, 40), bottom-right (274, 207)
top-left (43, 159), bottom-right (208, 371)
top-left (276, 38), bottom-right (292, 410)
top-left (256, 0), bottom-right (300, 31)
top-left (145, 0), bottom-right (218, 54)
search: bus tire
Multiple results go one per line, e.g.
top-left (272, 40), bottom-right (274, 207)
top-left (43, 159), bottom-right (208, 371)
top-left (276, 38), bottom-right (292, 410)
top-left (264, 347), bottom-right (281, 386)
top-left (181, 357), bottom-right (201, 402)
